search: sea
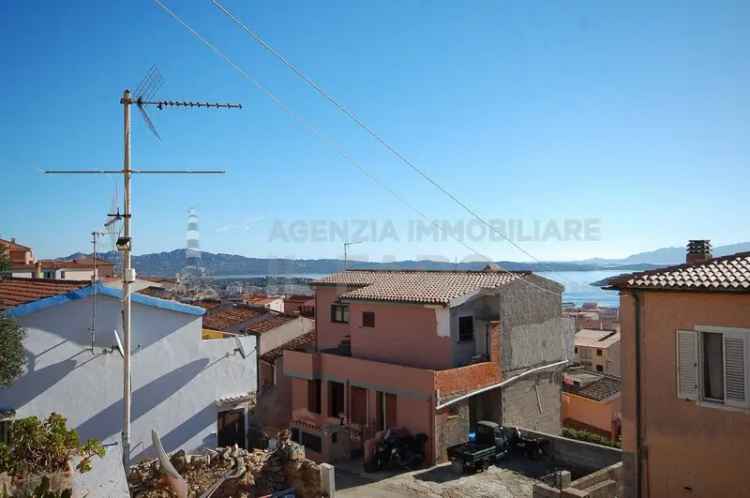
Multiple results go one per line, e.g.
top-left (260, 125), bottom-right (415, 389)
top-left (212, 269), bottom-right (623, 308)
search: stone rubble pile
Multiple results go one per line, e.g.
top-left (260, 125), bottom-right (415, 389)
top-left (128, 430), bottom-right (322, 498)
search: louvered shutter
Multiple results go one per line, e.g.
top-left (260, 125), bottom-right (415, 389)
top-left (724, 332), bottom-right (749, 408)
top-left (676, 330), bottom-right (699, 400)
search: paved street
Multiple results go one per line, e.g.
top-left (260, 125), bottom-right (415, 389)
top-left (336, 461), bottom-right (540, 498)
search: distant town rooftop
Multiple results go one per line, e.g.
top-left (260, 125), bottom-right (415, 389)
top-left (606, 251), bottom-right (750, 292)
top-left (575, 329), bottom-right (620, 349)
top-left (311, 268), bottom-right (557, 305)
top-left (564, 375), bottom-right (622, 402)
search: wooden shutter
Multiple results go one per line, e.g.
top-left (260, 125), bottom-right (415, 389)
top-left (676, 330), bottom-right (699, 400)
top-left (724, 332), bottom-right (748, 408)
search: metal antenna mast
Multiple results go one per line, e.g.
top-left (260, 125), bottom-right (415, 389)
top-left (343, 240), bottom-right (364, 270)
top-left (45, 68), bottom-right (241, 468)
top-left (89, 231), bottom-right (105, 353)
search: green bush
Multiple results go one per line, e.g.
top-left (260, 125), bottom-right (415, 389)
top-left (0, 313), bottom-right (26, 388)
top-left (562, 427), bottom-right (621, 448)
top-left (0, 413), bottom-right (104, 477)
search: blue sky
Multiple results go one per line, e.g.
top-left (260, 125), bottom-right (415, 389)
top-left (1, 0), bottom-right (748, 262)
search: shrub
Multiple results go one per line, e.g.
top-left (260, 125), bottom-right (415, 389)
top-left (0, 313), bottom-right (26, 388)
top-left (0, 413), bottom-right (104, 477)
top-left (561, 427), bottom-right (621, 448)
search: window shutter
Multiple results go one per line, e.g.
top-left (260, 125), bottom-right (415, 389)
top-left (676, 330), bottom-right (699, 400)
top-left (724, 332), bottom-right (748, 408)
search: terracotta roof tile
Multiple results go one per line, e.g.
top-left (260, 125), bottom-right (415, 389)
top-left (607, 251), bottom-right (750, 292)
top-left (203, 305), bottom-right (266, 332)
top-left (0, 278), bottom-right (90, 311)
top-left (312, 269), bottom-right (529, 304)
top-left (202, 304), bottom-right (296, 333)
top-left (260, 330), bottom-right (316, 363)
top-left (564, 375), bottom-right (621, 401)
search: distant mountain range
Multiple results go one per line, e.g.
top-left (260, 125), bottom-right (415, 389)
top-left (60, 242), bottom-right (748, 278)
top-left (575, 242), bottom-right (750, 267)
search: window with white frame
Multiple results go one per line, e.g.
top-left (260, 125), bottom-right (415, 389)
top-left (677, 327), bottom-right (749, 408)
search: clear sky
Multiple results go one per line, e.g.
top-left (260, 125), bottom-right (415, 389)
top-left (1, 0), bottom-right (748, 263)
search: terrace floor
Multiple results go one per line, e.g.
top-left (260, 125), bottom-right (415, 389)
top-left (336, 456), bottom-right (561, 498)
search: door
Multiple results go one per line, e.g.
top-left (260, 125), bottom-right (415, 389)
top-left (217, 409), bottom-right (246, 448)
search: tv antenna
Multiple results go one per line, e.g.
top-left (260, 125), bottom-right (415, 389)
top-left (343, 240), bottom-right (364, 270)
top-left (44, 66), bottom-right (241, 467)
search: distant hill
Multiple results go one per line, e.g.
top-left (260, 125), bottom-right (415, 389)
top-left (60, 249), bottom-right (659, 277)
top-left (577, 242), bottom-right (750, 267)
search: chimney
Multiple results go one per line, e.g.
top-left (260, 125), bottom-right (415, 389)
top-left (686, 240), bottom-right (712, 265)
top-left (34, 261), bottom-right (43, 279)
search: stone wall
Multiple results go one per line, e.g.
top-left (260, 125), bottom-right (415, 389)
top-left (519, 428), bottom-right (622, 475)
top-left (533, 462), bottom-right (623, 498)
top-left (501, 371), bottom-right (562, 434)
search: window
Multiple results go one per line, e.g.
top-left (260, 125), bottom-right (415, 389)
top-left (677, 328), bottom-right (749, 408)
top-left (703, 332), bottom-right (724, 401)
top-left (307, 379), bottom-right (322, 414)
top-left (574, 346), bottom-right (578, 354)
top-left (330, 304), bottom-right (349, 323)
top-left (362, 311), bottom-right (375, 328)
top-left (458, 316), bottom-right (474, 342)
top-left (60, 271), bottom-right (66, 279)
top-left (376, 391), bottom-right (397, 430)
top-left (328, 381), bottom-right (345, 418)
top-left (596, 365), bottom-right (604, 372)
top-left (596, 349), bottom-right (602, 356)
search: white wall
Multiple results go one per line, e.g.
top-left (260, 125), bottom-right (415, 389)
top-left (0, 294), bottom-right (256, 462)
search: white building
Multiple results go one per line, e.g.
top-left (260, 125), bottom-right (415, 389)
top-left (0, 279), bottom-right (256, 462)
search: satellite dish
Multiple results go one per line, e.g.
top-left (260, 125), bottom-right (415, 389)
top-left (234, 336), bottom-right (247, 359)
top-left (113, 329), bottom-right (125, 358)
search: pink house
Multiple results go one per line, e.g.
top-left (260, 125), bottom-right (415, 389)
top-left (282, 268), bottom-right (573, 466)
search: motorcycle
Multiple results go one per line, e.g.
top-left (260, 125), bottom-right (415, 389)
top-left (371, 428), bottom-right (428, 471)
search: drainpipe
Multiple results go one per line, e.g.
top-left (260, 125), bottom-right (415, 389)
top-left (633, 290), bottom-right (643, 498)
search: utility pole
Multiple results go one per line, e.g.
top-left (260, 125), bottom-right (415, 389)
top-left (343, 240), bottom-right (364, 270)
top-left (45, 72), bottom-right (241, 468)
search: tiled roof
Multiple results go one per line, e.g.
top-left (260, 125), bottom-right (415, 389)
top-left (284, 294), bottom-right (313, 304)
top-left (12, 258), bottom-right (114, 271)
top-left (0, 238), bottom-right (31, 251)
top-left (564, 376), bottom-right (621, 402)
top-left (203, 305), bottom-right (266, 332)
top-left (137, 286), bottom-right (175, 300)
top-left (0, 278), bottom-right (90, 311)
top-left (312, 269), bottom-right (530, 304)
top-left (260, 330), bottom-right (316, 363)
top-left (247, 314), bottom-right (296, 333)
top-left (607, 252), bottom-right (750, 292)
top-left (203, 304), bottom-right (296, 333)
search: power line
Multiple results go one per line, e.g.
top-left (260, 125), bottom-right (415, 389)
top-left (210, 0), bottom-right (568, 275)
top-left (151, 0), bottom-right (561, 297)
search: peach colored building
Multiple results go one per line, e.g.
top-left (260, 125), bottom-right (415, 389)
top-left (575, 328), bottom-right (621, 376)
top-left (562, 371), bottom-right (622, 439)
top-left (0, 238), bottom-right (34, 266)
top-left (608, 241), bottom-right (750, 498)
top-left (282, 268), bottom-right (574, 465)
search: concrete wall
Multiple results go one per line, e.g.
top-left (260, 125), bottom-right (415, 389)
top-left (449, 294), bottom-right (499, 366)
top-left (0, 294), bottom-right (256, 462)
top-left (501, 371), bottom-right (562, 434)
top-left (434, 400), bottom-right (470, 462)
top-left (619, 291), bottom-right (750, 498)
top-left (258, 316), bottom-right (314, 356)
top-left (520, 428), bottom-right (622, 475)
top-left (498, 276), bottom-right (574, 372)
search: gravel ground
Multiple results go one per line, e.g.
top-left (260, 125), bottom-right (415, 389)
top-left (337, 461), bottom-right (539, 498)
